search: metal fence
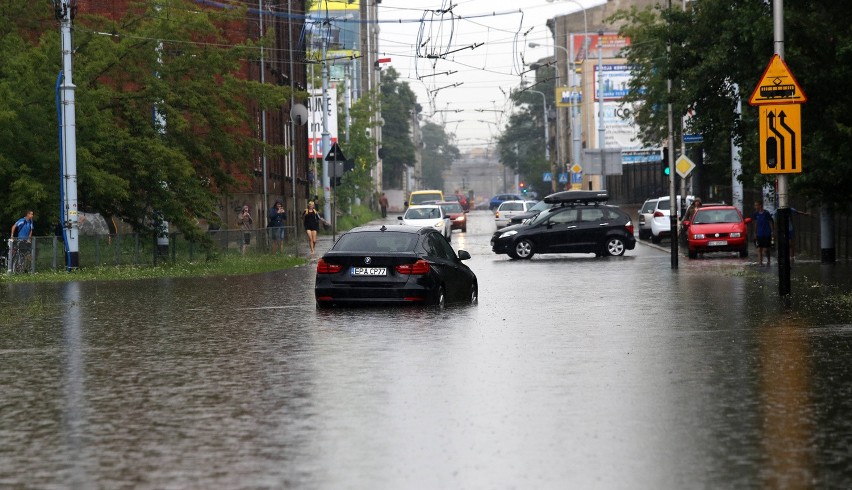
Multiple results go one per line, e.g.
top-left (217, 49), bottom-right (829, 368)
top-left (5, 225), bottom-right (301, 274)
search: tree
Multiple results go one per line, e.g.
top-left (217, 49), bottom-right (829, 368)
top-left (379, 67), bottom-right (417, 189)
top-left (333, 90), bottom-right (379, 210)
top-left (420, 122), bottom-right (459, 190)
top-left (0, 0), bottom-right (294, 241)
top-left (614, 1), bottom-right (852, 208)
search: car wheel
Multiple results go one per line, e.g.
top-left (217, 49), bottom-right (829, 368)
top-left (688, 250), bottom-right (698, 259)
top-left (605, 236), bottom-right (626, 256)
top-left (651, 234), bottom-right (661, 244)
top-left (469, 283), bottom-right (478, 305)
top-left (513, 239), bottom-right (535, 260)
top-left (433, 286), bottom-right (446, 308)
top-left (739, 247), bottom-right (748, 258)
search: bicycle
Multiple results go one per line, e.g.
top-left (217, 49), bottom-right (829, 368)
top-left (7, 239), bottom-right (32, 274)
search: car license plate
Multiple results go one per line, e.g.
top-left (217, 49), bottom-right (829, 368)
top-left (351, 267), bottom-right (387, 276)
top-left (708, 240), bottom-right (728, 246)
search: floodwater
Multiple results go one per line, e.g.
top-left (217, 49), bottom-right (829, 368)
top-left (2, 211), bottom-right (852, 488)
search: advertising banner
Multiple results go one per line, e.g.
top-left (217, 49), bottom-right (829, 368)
top-left (308, 88), bottom-right (338, 159)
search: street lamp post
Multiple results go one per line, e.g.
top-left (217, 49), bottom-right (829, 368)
top-left (527, 88), bottom-right (553, 191)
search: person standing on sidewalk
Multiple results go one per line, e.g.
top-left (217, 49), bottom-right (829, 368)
top-left (11, 210), bottom-right (34, 241)
top-left (237, 205), bottom-right (253, 255)
top-left (267, 200), bottom-right (287, 254)
top-left (751, 201), bottom-right (774, 266)
top-left (379, 193), bottom-right (389, 218)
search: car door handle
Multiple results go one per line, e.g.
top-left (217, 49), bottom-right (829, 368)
top-left (566, 225), bottom-right (577, 229)
top-left (599, 222), bottom-right (611, 226)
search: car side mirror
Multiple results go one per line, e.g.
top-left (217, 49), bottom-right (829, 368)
top-left (403, 201), bottom-right (408, 207)
top-left (683, 220), bottom-right (691, 227)
top-left (457, 250), bottom-right (471, 260)
top-left (744, 217), bottom-right (752, 224)
top-left (397, 216), bottom-right (403, 221)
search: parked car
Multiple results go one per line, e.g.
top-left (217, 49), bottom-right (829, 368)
top-left (398, 204), bottom-right (451, 241)
top-left (491, 190), bottom-right (636, 259)
top-left (406, 190), bottom-right (444, 207)
top-left (637, 197), bottom-right (662, 240)
top-left (315, 225), bottom-right (478, 307)
top-left (650, 195), bottom-right (694, 243)
top-left (495, 200), bottom-right (537, 229)
top-left (509, 199), bottom-right (559, 225)
top-left (489, 193), bottom-right (524, 211)
top-left (683, 205), bottom-right (751, 259)
top-left (436, 200), bottom-right (467, 233)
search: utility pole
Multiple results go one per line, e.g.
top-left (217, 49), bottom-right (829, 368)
top-left (55, 0), bottom-right (80, 269)
top-left (773, 0), bottom-right (792, 296)
top-left (259, 0), bottom-right (268, 214)
top-left (597, 30), bottom-right (606, 191)
top-left (320, 15), bottom-right (332, 221)
top-left (666, 0), bottom-right (678, 268)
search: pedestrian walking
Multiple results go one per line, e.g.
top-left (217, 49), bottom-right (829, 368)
top-left (237, 205), bottom-right (253, 255)
top-left (303, 200), bottom-right (327, 257)
top-left (751, 201), bottom-right (774, 266)
top-left (379, 192), bottom-right (389, 218)
top-left (268, 200), bottom-right (287, 254)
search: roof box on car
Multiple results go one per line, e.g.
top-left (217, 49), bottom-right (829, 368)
top-left (543, 190), bottom-right (608, 204)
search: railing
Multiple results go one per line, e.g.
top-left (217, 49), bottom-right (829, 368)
top-left (4, 226), bottom-right (301, 274)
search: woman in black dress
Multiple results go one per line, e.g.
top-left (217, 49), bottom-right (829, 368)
top-left (303, 201), bottom-right (326, 256)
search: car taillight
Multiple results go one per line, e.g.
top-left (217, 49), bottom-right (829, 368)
top-left (495, 211), bottom-right (500, 218)
top-left (653, 211), bottom-right (665, 217)
top-left (625, 221), bottom-right (634, 234)
top-left (395, 259), bottom-right (430, 275)
top-left (316, 258), bottom-right (342, 274)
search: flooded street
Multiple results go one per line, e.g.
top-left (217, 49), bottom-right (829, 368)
top-left (2, 210), bottom-right (852, 488)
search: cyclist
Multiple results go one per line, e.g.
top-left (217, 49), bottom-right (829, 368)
top-left (9, 210), bottom-right (34, 273)
top-left (11, 210), bottom-right (34, 240)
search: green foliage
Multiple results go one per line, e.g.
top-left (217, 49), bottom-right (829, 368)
top-left (333, 91), bottom-right (379, 210)
top-left (379, 67), bottom-right (417, 188)
top-left (420, 122), bottom-right (459, 190)
top-left (613, 1), bottom-right (852, 208)
top-left (0, 0), bottom-right (293, 241)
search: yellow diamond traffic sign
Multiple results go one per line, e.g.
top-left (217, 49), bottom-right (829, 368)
top-left (570, 163), bottom-right (583, 174)
top-left (675, 155), bottom-right (695, 178)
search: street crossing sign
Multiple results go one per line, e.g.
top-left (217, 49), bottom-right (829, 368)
top-left (759, 104), bottom-right (802, 174)
top-left (749, 54), bottom-right (807, 106)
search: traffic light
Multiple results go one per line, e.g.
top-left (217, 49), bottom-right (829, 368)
top-left (661, 147), bottom-right (670, 176)
top-left (519, 181), bottom-right (527, 193)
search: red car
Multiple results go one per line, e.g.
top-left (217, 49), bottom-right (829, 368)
top-left (683, 205), bottom-right (751, 259)
top-left (437, 201), bottom-right (468, 233)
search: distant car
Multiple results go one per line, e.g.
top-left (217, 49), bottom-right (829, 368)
top-left (637, 197), bottom-right (662, 240)
top-left (406, 190), bottom-right (445, 207)
top-left (495, 200), bottom-right (537, 229)
top-left (683, 205), bottom-right (751, 259)
top-left (315, 224), bottom-right (478, 307)
top-left (509, 199), bottom-right (559, 225)
top-left (437, 201), bottom-right (467, 233)
top-left (491, 190), bottom-right (636, 259)
top-left (489, 193), bottom-right (524, 211)
top-left (398, 204), bottom-right (451, 241)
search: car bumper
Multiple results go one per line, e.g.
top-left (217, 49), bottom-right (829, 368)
top-left (315, 284), bottom-right (433, 306)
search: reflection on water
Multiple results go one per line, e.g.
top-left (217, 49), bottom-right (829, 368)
top-left (1, 235), bottom-right (852, 487)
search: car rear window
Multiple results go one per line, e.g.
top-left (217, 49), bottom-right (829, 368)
top-left (656, 200), bottom-right (671, 211)
top-left (333, 231), bottom-right (418, 253)
top-left (641, 200), bottom-right (657, 213)
top-left (440, 203), bottom-right (463, 213)
top-left (501, 202), bottom-right (524, 211)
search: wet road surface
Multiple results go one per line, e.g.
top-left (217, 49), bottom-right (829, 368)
top-left (2, 210), bottom-right (852, 488)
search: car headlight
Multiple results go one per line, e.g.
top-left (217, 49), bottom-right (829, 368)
top-left (730, 232), bottom-right (741, 238)
top-left (693, 233), bottom-right (705, 239)
top-left (435, 220), bottom-right (444, 228)
top-left (499, 230), bottom-right (518, 239)
top-left (454, 216), bottom-right (465, 222)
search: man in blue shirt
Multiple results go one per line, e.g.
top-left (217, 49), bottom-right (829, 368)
top-left (11, 210), bottom-right (34, 241)
top-left (751, 201), bottom-right (773, 266)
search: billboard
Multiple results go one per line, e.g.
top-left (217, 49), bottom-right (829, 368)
top-left (570, 33), bottom-right (630, 63)
top-left (308, 88), bottom-right (338, 159)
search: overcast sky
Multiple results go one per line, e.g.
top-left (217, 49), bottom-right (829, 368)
top-left (376, 0), bottom-right (606, 151)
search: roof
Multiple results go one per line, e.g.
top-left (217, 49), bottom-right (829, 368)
top-left (347, 224), bottom-right (432, 235)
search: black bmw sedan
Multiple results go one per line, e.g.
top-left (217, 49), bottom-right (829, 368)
top-left (315, 225), bottom-right (478, 308)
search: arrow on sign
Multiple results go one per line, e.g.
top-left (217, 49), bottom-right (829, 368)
top-left (778, 111), bottom-right (796, 170)
top-left (766, 111), bottom-right (784, 169)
